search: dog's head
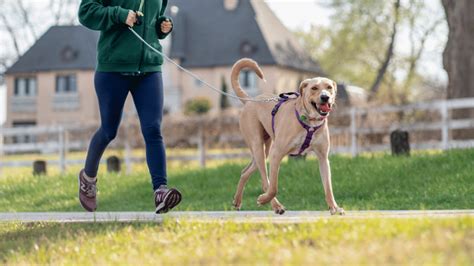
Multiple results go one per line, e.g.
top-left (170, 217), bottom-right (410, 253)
top-left (298, 77), bottom-right (337, 121)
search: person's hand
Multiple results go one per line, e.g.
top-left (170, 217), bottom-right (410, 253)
top-left (161, 19), bottom-right (173, 33)
top-left (125, 10), bottom-right (137, 27)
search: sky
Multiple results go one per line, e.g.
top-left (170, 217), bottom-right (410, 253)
top-left (0, 0), bottom-right (448, 126)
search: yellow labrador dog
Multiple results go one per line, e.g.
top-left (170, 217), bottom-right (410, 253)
top-left (231, 58), bottom-right (344, 215)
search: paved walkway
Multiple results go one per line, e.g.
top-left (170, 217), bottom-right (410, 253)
top-left (0, 210), bottom-right (472, 223)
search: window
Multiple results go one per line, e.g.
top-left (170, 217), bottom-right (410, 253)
top-left (56, 74), bottom-right (77, 94)
top-left (239, 70), bottom-right (257, 90)
top-left (14, 77), bottom-right (37, 97)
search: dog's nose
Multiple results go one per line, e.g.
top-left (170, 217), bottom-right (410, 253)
top-left (320, 95), bottom-right (330, 103)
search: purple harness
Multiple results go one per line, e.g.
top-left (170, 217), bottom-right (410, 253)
top-left (271, 92), bottom-right (325, 156)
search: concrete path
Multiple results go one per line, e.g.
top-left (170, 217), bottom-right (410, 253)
top-left (0, 210), bottom-right (472, 223)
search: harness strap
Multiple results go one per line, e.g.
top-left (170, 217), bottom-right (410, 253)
top-left (292, 109), bottom-right (324, 156)
top-left (271, 92), bottom-right (325, 156)
top-left (271, 92), bottom-right (299, 134)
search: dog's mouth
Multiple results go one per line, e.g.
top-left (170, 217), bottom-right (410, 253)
top-left (311, 101), bottom-right (332, 117)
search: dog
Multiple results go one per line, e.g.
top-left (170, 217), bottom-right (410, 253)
top-left (230, 58), bottom-right (345, 215)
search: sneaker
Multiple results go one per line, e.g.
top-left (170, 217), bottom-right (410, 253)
top-left (78, 169), bottom-right (97, 212)
top-left (154, 185), bottom-right (182, 214)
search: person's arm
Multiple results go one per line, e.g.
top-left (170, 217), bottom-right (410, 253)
top-left (78, 0), bottom-right (130, 31)
top-left (155, 0), bottom-right (173, 39)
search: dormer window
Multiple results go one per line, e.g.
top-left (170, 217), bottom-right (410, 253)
top-left (61, 46), bottom-right (79, 62)
top-left (56, 74), bottom-right (77, 94)
top-left (14, 77), bottom-right (37, 97)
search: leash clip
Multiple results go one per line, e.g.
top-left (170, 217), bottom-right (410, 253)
top-left (278, 92), bottom-right (300, 100)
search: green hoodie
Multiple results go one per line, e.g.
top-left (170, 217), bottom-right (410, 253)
top-left (78, 0), bottom-right (172, 72)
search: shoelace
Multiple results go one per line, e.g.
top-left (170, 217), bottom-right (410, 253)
top-left (155, 189), bottom-right (167, 202)
top-left (83, 181), bottom-right (97, 198)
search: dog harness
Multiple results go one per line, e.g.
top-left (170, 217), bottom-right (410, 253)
top-left (271, 92), bottom-right (326, 156)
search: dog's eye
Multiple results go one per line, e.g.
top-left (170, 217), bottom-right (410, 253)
top-left (311, 87), bottom-right (318, 91)
top-left (327, 86), bottom-right (333, 90)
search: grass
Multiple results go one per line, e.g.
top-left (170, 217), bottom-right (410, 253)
top-left (0, 148), bottom-right (473, 212)
top-left (0, 217), bottom-right (472, 265)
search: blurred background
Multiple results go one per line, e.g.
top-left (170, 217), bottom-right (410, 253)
top-left (0, 0), bottom-right (472, 175)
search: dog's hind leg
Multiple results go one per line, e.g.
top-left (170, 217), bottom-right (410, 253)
top-left (233, 159), bottom-right (257, 210)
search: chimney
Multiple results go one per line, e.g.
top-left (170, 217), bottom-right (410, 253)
top-left (224, 0), bottom-right (239, 11)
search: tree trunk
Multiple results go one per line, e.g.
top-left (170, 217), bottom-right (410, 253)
top-left (442, 0), bottom-right (474, 140)
top-left (442, 0), bottom-right (474, 99)
top-left (369, 0), bottom-right (401, 101)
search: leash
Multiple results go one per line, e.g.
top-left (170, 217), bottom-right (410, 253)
top-left (127, 27), bottom-right (279, 103)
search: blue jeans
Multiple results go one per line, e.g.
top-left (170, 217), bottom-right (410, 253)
top-left (85, 72), bottom-right (167, 190)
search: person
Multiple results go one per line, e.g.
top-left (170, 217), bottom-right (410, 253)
top-left (77, 0), bottom-right (181, 213)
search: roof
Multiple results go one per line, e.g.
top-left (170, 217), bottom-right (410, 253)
top-left (6, 26), bottom-right (98, 74)
top-left (168, 0), bottom-right (323, 74)
top-left (6, 1), bottom-right (323, 75)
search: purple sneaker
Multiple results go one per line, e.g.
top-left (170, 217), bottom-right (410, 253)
top-left (78, 169), bottom-right (97, 212)
top-left (154, 185), bottom-right (182, 214)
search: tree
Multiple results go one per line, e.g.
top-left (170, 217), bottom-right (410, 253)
top-left (297, 0), bottom-right (446, 104)
top-left (220, 76), bottom-right (230, 110)
top-left (368, 0), bottom-right (400, 100)
top-left (441, 0), bottom-right (474, 99)
top-left (0, 0), bottom-right (79, 74)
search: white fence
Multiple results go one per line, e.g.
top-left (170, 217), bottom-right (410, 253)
top-left (1, 97), bottom-right (474, 174)
top-left (331, 97), bottom-right (474, 155)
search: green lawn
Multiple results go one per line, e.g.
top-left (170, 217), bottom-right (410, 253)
top-left (1, 148), bottom-right (473, 212)
top-left (1, 218), bottom-right (472, 265)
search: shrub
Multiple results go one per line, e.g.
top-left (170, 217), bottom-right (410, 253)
top-left (185, 97), bottom-right (212, 115)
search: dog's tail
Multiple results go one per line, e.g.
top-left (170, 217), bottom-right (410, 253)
top-left (231, 58), bottom-right (266, 104)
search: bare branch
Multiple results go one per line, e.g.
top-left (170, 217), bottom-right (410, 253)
top-left (368, 0), bottom-right (401, 101)
top-left (17, 0), bottom-right (38, 40)
top-left (403, 17), bottom-right (445, 90)
top-left (0, 12), bottom-right (21, 58)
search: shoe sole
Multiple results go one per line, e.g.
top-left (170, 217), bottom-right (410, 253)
top-left (155, 189), bottom-right (182, 214)
top-left (78, 169), bottom-right (96, 212)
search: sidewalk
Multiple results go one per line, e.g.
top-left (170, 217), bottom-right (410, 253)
top-left (0, 210), bottom-right (472, 223)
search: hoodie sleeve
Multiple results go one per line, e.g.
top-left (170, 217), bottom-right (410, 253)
top-left (78, 0), bottom-right (130, 31)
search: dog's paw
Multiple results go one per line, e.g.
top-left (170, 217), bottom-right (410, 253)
top-left (272, 203), bottom-right (286, 215)
top-left (232, 200), bottom-right (242, 211)
top-left (257, 193), bottom-right (272, 206)
top-left (329, 206), bottom-right (345, 216)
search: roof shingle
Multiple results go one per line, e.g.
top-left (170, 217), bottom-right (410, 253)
top-left (6, 26), bottom-right (99, 74)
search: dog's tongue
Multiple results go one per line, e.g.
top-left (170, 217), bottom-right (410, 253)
top-left (320, 103), bottom-right (331, 113)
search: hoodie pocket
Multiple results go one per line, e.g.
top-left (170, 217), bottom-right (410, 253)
top-left (100, 29), bottom-right (142, 64)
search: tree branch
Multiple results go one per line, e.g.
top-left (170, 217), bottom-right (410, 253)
top-left (368, 0), bottom-right (401, 101)
top-left (17, 0), bottom-right (38, 40)
top-left (0, 12), bottom-right (21, 58)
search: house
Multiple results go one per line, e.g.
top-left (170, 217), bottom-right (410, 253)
top-left (166, 0), bottom-right (323, 110)
top-left (4, 0), bottom-right (323, 132)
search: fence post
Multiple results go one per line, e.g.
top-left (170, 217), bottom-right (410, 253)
top-left (0, 125), bottom-right (3, 177)
top-left (58, 126), bottom-right (66, 174)
top-left (441, 100), bottom-right (449, 150)
top-left (198, 124), bottom-right (206, 168)
top-left (350, 107), bottom-right (358, 157)
top-left (124, 137), bottom-right (132, 175)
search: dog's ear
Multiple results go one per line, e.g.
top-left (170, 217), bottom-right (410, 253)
top-left (332, 80), bottom-right (338, 97)
top-left (298, 79), bottom-right (310, 95)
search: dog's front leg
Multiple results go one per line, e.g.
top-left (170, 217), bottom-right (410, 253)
top-left (257, 148), bottom-right (285, 205)
top-left (317, 151), bottom-right (345, 215)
